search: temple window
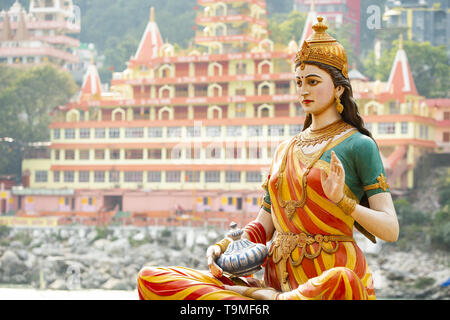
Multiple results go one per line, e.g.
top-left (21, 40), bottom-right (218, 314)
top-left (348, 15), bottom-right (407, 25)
top-left (236, 63), bottom-right (247, 75)
top-left (401, 122), bottom-right (408, 134)
top-left (124, 171), bottom-right (143, 183)
top-left (205, 171), bottom-right (220, 183)
top-left (64, 171), bottom-right (74, 183)
top-left (147, 171), bottom-right (161, 183)
top-left (53, 128), bottom-right (61, 140)
top-left (148, 127), bottom-right (163, 138)
top-left (235, 103), bottom-right (246, 118)
top-left (109, 128), bottom-right (120, 139)
top-left (166, 171), bottom-right (181, 183)
top-left (65, 150), bottom-right (75, 160)
top-left (95, 128), bottom-right (106, 139)
top-left (79, 128), bottom-right (91, 139)
top-left (110, 149), bottom-right (120, 160)
top-left (80, 150), bottom-right (90, 160)
top-left (53, 171), bottom-right (60, 183)
top-left (205, 145), bottom-right (221, 159)
top-left (35, 171), bottom-right (48, 183)
top-left (125, 149), bottom-right (143, 160)
top-left (378, 122), bottom-right (396, 134)
top-left (95, 149), bottom-right (105, 160)
top-left (247, 125), bottom-right (263, 137)
top-left (268, 125), bottom-right (284, 136)
top-left (167, 127), bottom-right (182, 138)
top-left (246, 171), bottom-right (262, 183)
top-left (64, 128), bottom-right (75, 139)
top-left (185, 171), bottom-right (200, 183)
top-left (206, 126), bottom-right (222, 137)
top-left (94, 171), bottom-right (105, 183)
top-left (109, 171), bottom-right (120, 183)
top-left (78, 171), bottom-right (90, 183)
top-left (225, 171), bottom-right (241, 183)
top-left (125, 127), bottom-right (144, 138)
top-left (186, 126), bottom-right (202, 137)
top-left (148, 149), bottom-right (162, 159)
top-left (227, 126), bottom-right (242, 137)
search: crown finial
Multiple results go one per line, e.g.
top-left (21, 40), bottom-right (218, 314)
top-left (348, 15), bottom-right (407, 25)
top-left (398, 33), bottom-right (403, 50)
top-left (150, 6), bottom-right (155, 22)
top-left (312, 16), bottom-right (328, 33)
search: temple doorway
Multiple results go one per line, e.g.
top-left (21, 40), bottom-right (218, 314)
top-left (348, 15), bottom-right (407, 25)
top-left (104, 195), bottom-right (122, 211)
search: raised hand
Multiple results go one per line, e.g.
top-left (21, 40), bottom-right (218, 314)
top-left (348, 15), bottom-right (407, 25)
top-left (320, 150), bottom-right (345, 203)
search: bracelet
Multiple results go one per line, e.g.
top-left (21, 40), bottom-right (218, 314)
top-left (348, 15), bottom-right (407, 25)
top-left (243, 221), bottom-right (267, 244)
top-left (336, 194), bottom-right (357, 215)
top-left (214, 238), bottom-right (231, 253)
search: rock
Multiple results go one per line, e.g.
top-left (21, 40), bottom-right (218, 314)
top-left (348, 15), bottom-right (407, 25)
top-left (0, 250), bottom-right (27, 277)
top-left (101, 278), bottom-right (129, 290)
top-left (93, 238), bottom-right (111, 250)
top-left (49, 279), bottom-right (67, 290)
top-left (132, 232), bottom-right (145, 242)
top-left (105, 238), bottom-right (130, 256)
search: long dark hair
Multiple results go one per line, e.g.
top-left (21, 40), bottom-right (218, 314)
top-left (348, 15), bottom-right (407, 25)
top-left (298, 61), bottom-right (377, 242)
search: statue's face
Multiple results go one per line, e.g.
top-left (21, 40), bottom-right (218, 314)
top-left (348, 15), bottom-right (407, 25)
top-left (295, 63), bottom-right (336, 116)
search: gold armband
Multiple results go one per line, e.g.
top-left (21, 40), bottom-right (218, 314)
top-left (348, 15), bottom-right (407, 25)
top-left (336, 194), bottom-right (357, 215)
top-left (214, 238), bottom-right (231, 253)
top-left (363, 173), bottom-right (390, 192)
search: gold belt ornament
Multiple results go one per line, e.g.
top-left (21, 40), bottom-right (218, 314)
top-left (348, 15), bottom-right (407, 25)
top-left (268, 231), bottom-right (354, 288)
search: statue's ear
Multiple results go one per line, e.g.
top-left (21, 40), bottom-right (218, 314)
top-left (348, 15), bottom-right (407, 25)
top-left (335, 85), bottom-right (345, 99)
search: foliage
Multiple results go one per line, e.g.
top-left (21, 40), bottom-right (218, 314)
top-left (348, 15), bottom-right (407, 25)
top-left (0, 225), bottom-right (11, 238)
top-left (268, 11), bottom-right (306, 45)
top-left (92, 226), bottom-right (113, 242)
top-left (0, 64), bottom-right (77, 176)
top-left (414, 277), bottom-right (436, 289)
top-left (430, 205), bottom-right (450, 250)
top-left (394, 198), bottom-right (431, 227)
top-left (12, 230), bottom-right (32, 246)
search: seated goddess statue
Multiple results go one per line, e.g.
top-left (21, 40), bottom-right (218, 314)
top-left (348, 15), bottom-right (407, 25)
top-left (137, 17), bottom-right (399, 300)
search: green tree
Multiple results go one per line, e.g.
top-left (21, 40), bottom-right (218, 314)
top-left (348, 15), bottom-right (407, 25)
top-left (268, 11), bottom-right (307, 45)
top-left (0, 64), bottom-right (78, 176)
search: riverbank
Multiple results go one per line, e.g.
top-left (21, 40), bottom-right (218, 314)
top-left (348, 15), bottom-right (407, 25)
top-left (0, 225), bottom-right (449, 300)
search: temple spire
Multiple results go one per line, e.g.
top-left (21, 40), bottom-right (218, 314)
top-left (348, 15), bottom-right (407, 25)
top-left (310, 0), bottom-right (315, 12)
top-left (1, 12), bottom-right (13, 41)
top-left (299, 4), bottom-right (317, 46)
top-left (133, 5), bottom-right (163, 64)
top-left (384, 34), bottom-right (418, 99)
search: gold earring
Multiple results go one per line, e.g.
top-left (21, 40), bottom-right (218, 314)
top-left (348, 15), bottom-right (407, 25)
top-left (335, 94), bottom-right (344, 114)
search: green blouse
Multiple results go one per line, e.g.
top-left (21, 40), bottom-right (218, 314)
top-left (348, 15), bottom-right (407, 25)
top-left (262, 130), bottom-right (389, 213)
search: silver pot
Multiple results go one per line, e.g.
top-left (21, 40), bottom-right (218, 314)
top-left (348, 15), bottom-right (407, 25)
top-left (216, 222), bottom-right (268, 277)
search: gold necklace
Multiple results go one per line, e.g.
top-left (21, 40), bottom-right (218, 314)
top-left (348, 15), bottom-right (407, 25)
top-left (295, 119), bottom-right (352, 148)
top-left (275, 137), bottom-right (333, 220)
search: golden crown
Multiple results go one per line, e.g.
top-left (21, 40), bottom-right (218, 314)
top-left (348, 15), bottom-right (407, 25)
top-left (295, 17), bottom-right (348, 78)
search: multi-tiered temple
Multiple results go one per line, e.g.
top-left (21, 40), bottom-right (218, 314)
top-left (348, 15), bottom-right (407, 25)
top-left (5, 0), bottom-right (439, 228)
